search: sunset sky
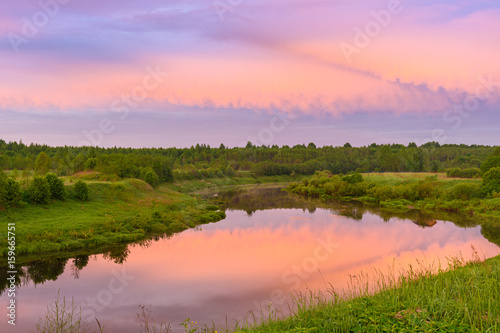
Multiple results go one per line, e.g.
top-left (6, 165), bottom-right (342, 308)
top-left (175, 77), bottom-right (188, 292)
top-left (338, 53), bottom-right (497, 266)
top-left (1, 0), bottom-right (499, 148)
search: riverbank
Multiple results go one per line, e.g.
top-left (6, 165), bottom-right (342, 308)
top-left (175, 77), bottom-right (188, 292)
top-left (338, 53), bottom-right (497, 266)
top-left (0, 174), bottom-right (301, 259)
top-left (234, 254), bottom-right (500, 332)
top-left (0, 177), bottom-right (226, 258)
top-left (288, 172), bottom-right (500, 244)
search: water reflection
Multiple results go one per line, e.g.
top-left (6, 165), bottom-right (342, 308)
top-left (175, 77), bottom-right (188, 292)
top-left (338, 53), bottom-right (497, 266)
top-left (0, 246), bottom-right (130, 296)
top-left (216, 185), bottom-right (495, 236)
top-left (0, 186), bottom-right (498, 332)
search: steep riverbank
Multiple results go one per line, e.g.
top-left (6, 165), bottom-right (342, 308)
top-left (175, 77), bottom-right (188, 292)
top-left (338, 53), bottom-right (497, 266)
top-left (0, 177), bottom-right (226, 258)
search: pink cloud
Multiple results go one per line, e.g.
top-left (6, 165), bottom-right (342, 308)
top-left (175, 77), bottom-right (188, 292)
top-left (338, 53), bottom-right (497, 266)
top-left (0, 1), bottom-right (499, 117)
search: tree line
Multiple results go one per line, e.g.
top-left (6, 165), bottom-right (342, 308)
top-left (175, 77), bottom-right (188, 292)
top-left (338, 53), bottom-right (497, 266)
top-left (0, 140), bottom-right (497, 180)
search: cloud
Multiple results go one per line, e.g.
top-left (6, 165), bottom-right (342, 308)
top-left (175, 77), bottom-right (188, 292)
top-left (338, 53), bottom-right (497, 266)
top-left (0, 0), bottom-right (499, 118)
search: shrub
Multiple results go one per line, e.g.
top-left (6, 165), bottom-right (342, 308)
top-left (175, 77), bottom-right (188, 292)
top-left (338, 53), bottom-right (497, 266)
top-left (446, 168), bottom-right (480, 178)
top-left (144, 170), bottom-right (160, 188)
top-left (1, 177), bottom-right (23, 208)
top-left (45, 173), bottom-right (66, 199)
top-left (446, 168), bottom-right (462, 178)
top-left (367, 185), bottom-right (394, 201)
top-left (460, 168), bottom-right (481, 178)
top-left (152, 160), bottom-right (173, 183)
top-left (480, 156), bottom-right (500, 175)
top-left (479, 167), bottom-right (500, 196)
top-left (342, 173), bottom-right (363, 184)
top-left (448, 183), bottom-right (480, 201)
top-left (34, 152), bottom-right (51, 175)
top-left (73, 180), bottom-right (88, 201)
top-left (483, 167), bottom-right (500, 185)
top-left (28, 176), bottom-right (52, 204)
top-left (415, 181), bottom-right (436, 199)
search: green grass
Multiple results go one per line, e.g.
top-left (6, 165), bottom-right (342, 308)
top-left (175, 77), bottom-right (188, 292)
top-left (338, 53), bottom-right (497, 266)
top-left (169, 174), bottom-right (302, 195)
top-left (234, 254), bottom-right (500, 333)
top-left (363, 172), bottom-right (483, 190)
top-left (0, 178), bottom-right (226, 258)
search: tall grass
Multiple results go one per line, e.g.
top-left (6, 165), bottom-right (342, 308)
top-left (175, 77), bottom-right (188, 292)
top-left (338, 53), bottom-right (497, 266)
top-left (35, 252), bottom-right (499, 332)
top-left (234, 252), bottom-right (500, 333)
top-left (33, 291), bottom-right (97, 333)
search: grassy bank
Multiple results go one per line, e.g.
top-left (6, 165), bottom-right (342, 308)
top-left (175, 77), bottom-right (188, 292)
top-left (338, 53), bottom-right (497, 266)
top-left (288, 172), bottom-right (500, 224)
top-left (0, 177), bottom-right (226, 258)
top-left (0, 173), bottom-right (301, 259)
top-left (233, 254), bottom-right (500, 333)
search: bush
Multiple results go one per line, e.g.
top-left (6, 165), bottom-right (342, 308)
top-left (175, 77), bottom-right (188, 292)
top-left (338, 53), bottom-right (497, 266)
top-left (415, 181), bottom-right (436, 199)
top-left (28, 176), bottom-right (52, 204)
top-left (446, 168), bottom-right (480, 178)
top-left (480, 156), bottom-right (500, 175)
top-left (1, 177), bottom-right (23, 208)
top-left (144, 170), bottom-right (159, 188)
top-left (73, 180), bottom-right (88, 201)
top-left (479, 167), bottom-right (500, 196)
top-left (448, 183), bottom-right (480, 201)
top-left (342, 173), bottom-right (363, 184)
top-left (152, 160), bottom-right (173, 183)
top-left (45, 173), bottom-right (66, 199)
top-left (483, 167), bottom-right (500, 184)
top-left (367, 185), bottom-right (394, 201)
top-left (460, 168), bottom-right (481, 178)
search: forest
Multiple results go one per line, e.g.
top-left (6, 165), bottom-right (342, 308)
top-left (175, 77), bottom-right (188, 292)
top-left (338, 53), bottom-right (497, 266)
top-left (0, 139), bottom-right (498, 210)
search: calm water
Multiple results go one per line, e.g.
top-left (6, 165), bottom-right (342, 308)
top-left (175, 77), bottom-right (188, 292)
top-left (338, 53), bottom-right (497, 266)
top-left (1, 188), bottom-right (499, 332)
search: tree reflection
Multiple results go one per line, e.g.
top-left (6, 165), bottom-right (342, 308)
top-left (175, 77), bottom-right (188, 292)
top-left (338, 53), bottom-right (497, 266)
top-left (0, 268), bottom-right (26, 297)
top-left (482, 222), bottom-right (500, 246)
top-left (27, 258), bottom-right (68, 284)
top-left (102, 245), bottom-right (130, 264)
top-left (0, 245), bottom-right (131, 294)
top-left (71, 254), bottom-right (90, 279)
top-left (215, 185), bottom-right (483, 230)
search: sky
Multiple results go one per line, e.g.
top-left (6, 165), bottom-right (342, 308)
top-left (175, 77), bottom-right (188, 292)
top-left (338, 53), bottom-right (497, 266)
top-left (0, 0), bottom-right (499, 148)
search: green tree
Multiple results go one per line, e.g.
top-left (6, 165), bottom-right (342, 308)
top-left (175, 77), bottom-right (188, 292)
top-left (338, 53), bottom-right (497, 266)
top-left (152, 160), bottom-right (173, 183)
top-left (73, 180), bottom-right (88, 201)
top-left (28, 176), bottom-right (51, 204)
top-left (307, 142), bottom-right (317, 149)
top-left (84, 157), bottom-right (98, 170)
top-left (144, 170), bottom-right (160, 188)
top-left (0, 173), bottom-right (7, 209)
top-left (45, 173), bottom-right (66, 199)
top-left (20, 169), bottom-right (30, 189)
top-left (480, 156), bottom-right (500, 175)
top-left (35, 152), bottom-right (51, 175)
top-left (379, 145), bottom-right (395, 172)
top-left (430, 160), bottom-right (440, 172)
top-left (4, 178), bottom-right (23, 208)
top-left (478, 167), bottom-right (500, 197)
top-left (72, 153), bottom-right (86, 173)
top-left (483, 167), bottom-right (500, 187)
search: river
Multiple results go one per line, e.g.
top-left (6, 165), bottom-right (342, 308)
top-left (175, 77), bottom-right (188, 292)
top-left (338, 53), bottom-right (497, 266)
top-left (1, 186), bottom-right (499, 332)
